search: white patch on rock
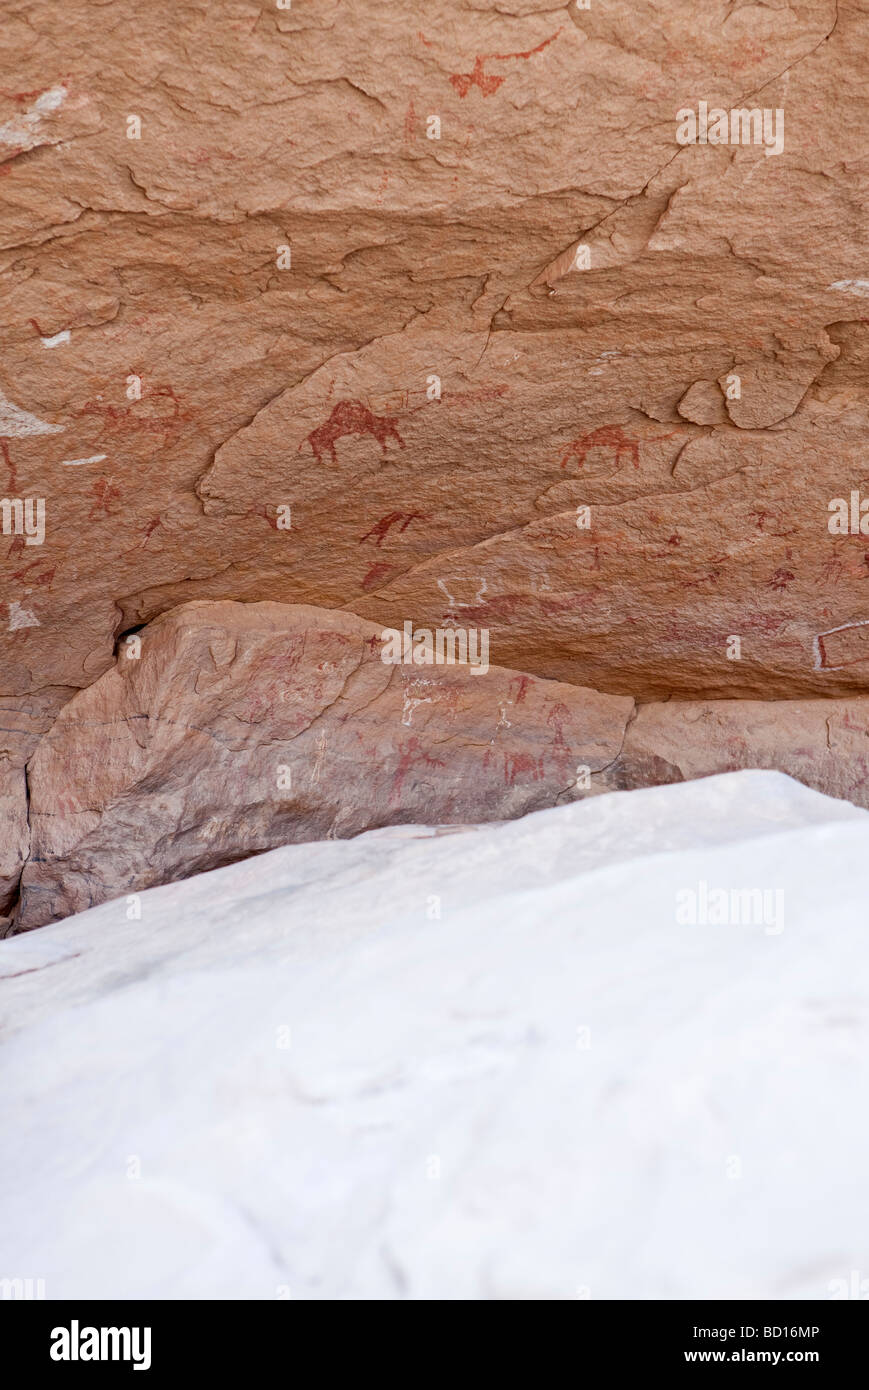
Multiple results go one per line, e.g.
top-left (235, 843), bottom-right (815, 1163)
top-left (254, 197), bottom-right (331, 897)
top-left (0, 389), bottom-right (64, 438)
top-left (7, 600), bottom-right (39, 630)
top-left (0, 85), bottom-right (68, 148)
top-left (829, 279), bottom-right (869, 298)
top-left (436, 576), bottom-right (487, 608)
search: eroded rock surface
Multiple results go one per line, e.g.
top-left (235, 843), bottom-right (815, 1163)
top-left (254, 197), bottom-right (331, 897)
top-left (2, 2), bottom-right (869, 926)
top-left (0, 688), bottom-right (71, 923)
top-left (15, 600), bottom-right (632, 930)
top-left (15, 610), bottom-right (869, 933)
top-left (605, 697), bottom-right (869, 808)
top-left (1, 0), bottom-right (867, 703)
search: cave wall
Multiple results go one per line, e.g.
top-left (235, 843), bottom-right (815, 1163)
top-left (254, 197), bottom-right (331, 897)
top-left (2, 0), bottom-right (868, 927)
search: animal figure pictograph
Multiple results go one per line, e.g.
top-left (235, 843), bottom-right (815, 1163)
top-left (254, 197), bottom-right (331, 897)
top-left (300, 400), bottom-right (405, 465)
top-left (560, 425), bottom-right (678, 472)
top-left (359, 511), bottom-right (429, 547)
top-left (74, 384), bottom-right (189, 448)
top-left (447, 30), bottom-right (563, 97)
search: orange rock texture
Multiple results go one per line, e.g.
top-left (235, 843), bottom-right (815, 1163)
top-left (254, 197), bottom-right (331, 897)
top-left (2, 1), bottom-right (867, 928)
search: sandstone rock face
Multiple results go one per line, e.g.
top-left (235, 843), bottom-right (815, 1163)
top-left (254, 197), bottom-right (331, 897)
top-left (16, 601), bottom-right (632, 930)
top-left (1, 0), bottom-right (868, 705)
top-left (606, 697), bottom-right (869, 808)
top-left (0, 688), bottom-right (71, 923)
top-left (16, 610), bottom-right (869, 932)
top-left (2, 2), bottom-right (869, 927)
